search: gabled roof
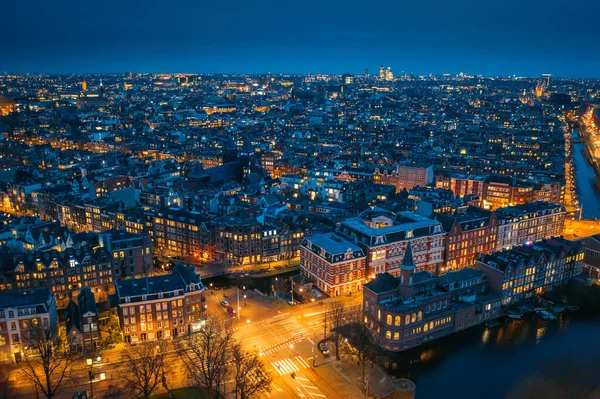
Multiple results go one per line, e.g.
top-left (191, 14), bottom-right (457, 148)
top-left (78, 286), bottom-right (97, 316)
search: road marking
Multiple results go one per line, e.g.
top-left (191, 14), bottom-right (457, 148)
top-left (295, 355), bottom-right (310, 368)
top-left (295, 377), bottom-right (310, 382)
top-left (301, 384), bottom-right (320, 390)
top-left (303, 311), bottom-right (326, 317)
top-left (272, 358), bottom-right (299, 375)
top-left (307, 338), bottom-right (315, 345)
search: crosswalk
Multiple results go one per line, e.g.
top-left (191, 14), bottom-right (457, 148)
top-left (271, 356), bottom-right (310, 375)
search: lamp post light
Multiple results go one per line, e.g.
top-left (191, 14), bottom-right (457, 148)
top-left (86, 357), bottom-right (94, 399)
top-left (243, 294), bottom-right (247, 307)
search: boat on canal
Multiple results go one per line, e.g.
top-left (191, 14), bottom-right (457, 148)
top-left (535, 309), bottom-right (557, 321)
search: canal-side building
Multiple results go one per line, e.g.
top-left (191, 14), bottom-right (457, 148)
top-left (475, 238), bottom-right (583, 305)
top-left (300, 232), bottom-right (367, 296)
top-left (363, 243), bottom-right (502, 352)
top-left (581, 234), bottom-right (600, 280)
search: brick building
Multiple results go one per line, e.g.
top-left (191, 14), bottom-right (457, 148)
top-left (362, 244), bottom-right (501, 352)
top-left (300, 233), bottom-right (366, 296)
top-left (435, 173), bottom-right (486, 198)
top-left (99, 229), bottom-right (152, 278)
top-left (336, 208), bottom-right (445, 276)
top-left (0, 244), bottom-right (114, 309)
top-left (213, 216), bottom-right (282, 265)
top-left (581, 234), bottom-right (600, 280)
top-left (0, 288), bottom-right (58, 362)
top-left (495, 201), bottom-right (565, 250)
top-left (373, 164), bottom-right (434, 193)
top-left (475, 238), bottom-right (583, 305)
top-left (436, 207), bottom-right (498, 272)
top-left (65, 286), bottom-right (101, 351)
top-left (150, 207), bottom-right (212, 262)
top-left (114, 264), bottom-right (205, 343)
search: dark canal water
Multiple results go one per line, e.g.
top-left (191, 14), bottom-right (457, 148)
top-left (573, 143), bottom-right (600, 219)
top-left (205, 148), bottom-right (600, 399)
top-left (379, 314), bottom-right (600, 399)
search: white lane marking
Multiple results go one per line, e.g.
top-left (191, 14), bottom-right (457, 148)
top-left (295, 355), bottom-right (310, 368)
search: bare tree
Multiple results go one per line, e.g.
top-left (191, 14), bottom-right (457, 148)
top-left (326, 301), bottom-right (347, 360)
top-left (120, 340), bottom-right (165, 399)
top-left (0, 369), bottom-right (12, 399)
top-left (231, 345), bottom-right (273, 399)
top-left (174, 315), bottom-right (233, 399)
top-left (341, 307), bottom-right (377, 386)
top-left (20, 327), bottom-right (74, 399)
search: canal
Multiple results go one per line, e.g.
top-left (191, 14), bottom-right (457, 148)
top-left (380, 314), bottom-right (600, 399)
top-left (573, 143), bottom-right (600, 219)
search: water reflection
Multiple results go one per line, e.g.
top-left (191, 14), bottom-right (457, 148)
top-left (378, 314), bottom-right (600, 399)
top-left (572, 143), bottom-right (600, 219)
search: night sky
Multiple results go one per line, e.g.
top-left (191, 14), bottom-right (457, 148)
top-left (3, 0), bottom-right (600, 77)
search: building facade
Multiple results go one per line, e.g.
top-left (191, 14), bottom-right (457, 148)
top-left (0, 289), bottom-right (58, 363)
top-left (581, 235), bottom-right (600, 280)
top-left (436, 207), bottom-right (498, 272)
top-left (150, 207), bottom-right (212, 262)
top-left (495, 201), bottom-right (565, 250)
top-left (374, 164), bottom-right (434, 193)
top-left (475, 238), bottom-right (583, 305)
top-left (99, 229), bottom-right (152, 278)
top-left (114, 264), bottom-right (205, 344)
top-left (300, 233), bottom-right (366, 296)
top-left (0, 245), bottom-right (114, 309)
top-left (362, 244), bottom-right (502, 352)
top-left (337, 208), bottom-right (445, 276)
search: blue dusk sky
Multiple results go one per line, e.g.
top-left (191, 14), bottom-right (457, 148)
top-left (2, 0), bottom-right (600, 77)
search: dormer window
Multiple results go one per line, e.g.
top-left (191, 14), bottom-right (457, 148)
top-left (125, 296), bottom-right (131, 303)
top-left (406, 230), bottom-right (413, 238)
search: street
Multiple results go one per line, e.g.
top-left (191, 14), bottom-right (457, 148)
top-left (10, 288), bottom-right (366, 399)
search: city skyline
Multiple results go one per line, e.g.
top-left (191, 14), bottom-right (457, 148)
top-left (3, 0), bottom-right (600, 77)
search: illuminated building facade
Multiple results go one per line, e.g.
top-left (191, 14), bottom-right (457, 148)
top-left (475, 238), bottom-right (583, 305)
top-left (374, 164), bottom-right (434, 194)
top-left (300, 233), bottom-right (367, 296)
top-left (0, 289), bottom-right (58, 363)
top-left (336, 208), bottom-right (445, 276)
top-left (362, 244), bottom-right (501, 352)
top-left (114, 264), bottom-right (205, 343)
top-left (495, 201), bottom-right (565, 250)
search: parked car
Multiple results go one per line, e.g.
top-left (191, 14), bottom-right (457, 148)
top-left (227, 306), bottom-right (236, 317)
top-left (220, 299), bottom-right (229, 307)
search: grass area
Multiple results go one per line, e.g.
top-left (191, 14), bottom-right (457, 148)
top-left (149, 387), bottom-right (217, 399)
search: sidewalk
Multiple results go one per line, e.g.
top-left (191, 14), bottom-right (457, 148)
top-left (311, 357), bottom-right (395, 399)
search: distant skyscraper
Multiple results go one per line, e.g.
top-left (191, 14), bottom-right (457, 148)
top-left (81, 79), bottom-right (87, 91)
top-left (364, 69), bottom-right (369, 78)
top-left (379, 66), bottom-right (385, 79)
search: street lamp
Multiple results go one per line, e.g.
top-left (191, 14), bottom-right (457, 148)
top-left (86, 358), bottom-right (94, 399)
top-left (244, 294), bottom-right (247, 306)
